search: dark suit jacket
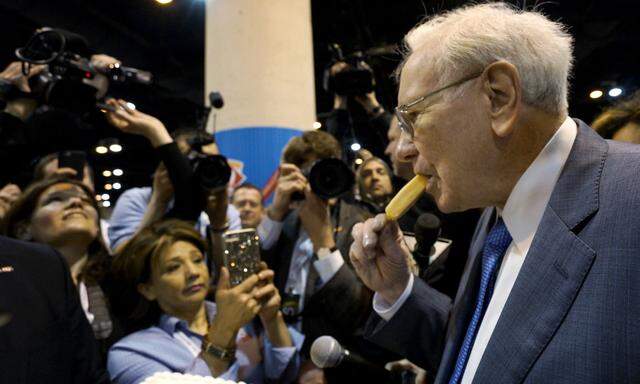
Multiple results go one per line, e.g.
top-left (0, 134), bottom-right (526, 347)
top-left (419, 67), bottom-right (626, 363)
top-left (364, 120), bottom-right (640, 383)
top-left (262, 200), bottom-right (373, 355)
top-left (0, 236), bottom-right (109, 384)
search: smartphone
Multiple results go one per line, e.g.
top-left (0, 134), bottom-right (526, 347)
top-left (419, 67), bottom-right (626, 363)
top-left (58, 150), bottom-right (86, 180)
top-left (222, 228), bottom-right (261, 286)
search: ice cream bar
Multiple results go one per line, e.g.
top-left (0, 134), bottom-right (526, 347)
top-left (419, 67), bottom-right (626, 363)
top-left (385, 175), bottom-right (428, 221)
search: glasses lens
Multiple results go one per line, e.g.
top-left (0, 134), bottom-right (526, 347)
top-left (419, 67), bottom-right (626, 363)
top-left (395, 109), bottom-right (414, 139)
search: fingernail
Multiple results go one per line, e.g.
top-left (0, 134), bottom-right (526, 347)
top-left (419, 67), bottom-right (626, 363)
top-left (363, 234), bottom-right (373, 248)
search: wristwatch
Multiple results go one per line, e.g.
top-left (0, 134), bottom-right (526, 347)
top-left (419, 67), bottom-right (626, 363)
top-left (202, 338), bottom-right (236, 362)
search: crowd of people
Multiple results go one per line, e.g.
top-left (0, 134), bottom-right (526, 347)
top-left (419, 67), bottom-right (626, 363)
top-left (1, 3), bottom-right (640, 384)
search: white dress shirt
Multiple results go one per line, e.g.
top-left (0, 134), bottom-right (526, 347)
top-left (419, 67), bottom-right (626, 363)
top-left (258, 215), bottom-right (345, 327)
top-left (374, 117), bottom-right (578, 383)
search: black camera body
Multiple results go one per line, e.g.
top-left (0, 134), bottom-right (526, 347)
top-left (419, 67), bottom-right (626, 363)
top-left (190, 152), bottom-right (232, 191)
top-left (15, 28), bottom-right (152, 113)
top-left (292, 158), bottom-right (355, 201)
top-left (186, 134), bottom-right (232, 191)
top-left (323, 44), bottom-right (375, 96)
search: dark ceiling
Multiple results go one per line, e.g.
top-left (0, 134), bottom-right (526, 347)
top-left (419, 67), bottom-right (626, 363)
top-left (1, 0), bottom-right (639, 198)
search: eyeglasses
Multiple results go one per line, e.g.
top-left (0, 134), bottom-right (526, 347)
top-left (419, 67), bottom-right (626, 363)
top-left (394, 71), bottom-right (483, 139)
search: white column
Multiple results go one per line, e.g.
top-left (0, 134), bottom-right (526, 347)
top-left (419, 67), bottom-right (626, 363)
top-left (205, 0), bottom-right (315, 191)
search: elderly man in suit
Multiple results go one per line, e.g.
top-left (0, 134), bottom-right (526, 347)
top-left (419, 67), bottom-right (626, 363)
top-left (350, 3), bottom-right (640, 384)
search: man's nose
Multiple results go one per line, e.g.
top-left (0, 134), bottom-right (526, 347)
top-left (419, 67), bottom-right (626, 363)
top-left (396, 133), bottom-right (418, 164)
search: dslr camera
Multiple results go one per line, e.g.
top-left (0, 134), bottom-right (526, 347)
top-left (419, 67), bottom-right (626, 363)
top-left (291, 158), bottom-right (355, 201)
top-left (185, 133), bottom-right (232, 192)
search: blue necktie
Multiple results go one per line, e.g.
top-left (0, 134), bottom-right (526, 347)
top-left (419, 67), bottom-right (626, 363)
top-left (448, 217), bottom-right (512, 384)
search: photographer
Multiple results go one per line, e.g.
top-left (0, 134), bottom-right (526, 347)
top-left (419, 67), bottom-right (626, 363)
top-left (259, 131), bottom-right (373, 357)
top-left (0, 61), bottom-right (45, 185)
top-left (105, 99), bottom-right (240, 253)
top-left (324, 61), bottom-right (392, 161)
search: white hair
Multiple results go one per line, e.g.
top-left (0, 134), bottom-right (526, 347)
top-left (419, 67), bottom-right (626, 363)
top-left (402, 2), bottom-right (574, 115)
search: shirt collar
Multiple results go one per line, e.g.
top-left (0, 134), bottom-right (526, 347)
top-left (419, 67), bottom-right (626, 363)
top-left (158, 301), bottom-right (218, 334)
top-left (501, 117), bottom-right (577, 254)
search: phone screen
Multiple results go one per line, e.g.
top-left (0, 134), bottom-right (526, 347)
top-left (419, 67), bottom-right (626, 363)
top-left (58, 151), bottom-right (86, 180)
top-left (222, 228), bottom-right (261, 286)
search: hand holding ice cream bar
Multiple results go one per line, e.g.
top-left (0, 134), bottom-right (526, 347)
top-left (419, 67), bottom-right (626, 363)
top-left (385, 175), bottom-right (428, 221)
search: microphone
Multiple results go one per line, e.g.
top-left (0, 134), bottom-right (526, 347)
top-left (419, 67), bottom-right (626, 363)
top-left (311, 336), bottom-right (407, 383)
top-left (414, 213), bottom-right (441, 270)
top-left (209, 91), bottom-right (224, 109)
top-left (311, 335), bottom-right (378, 369)
top-left (413, 213), bottom-right (452, 273)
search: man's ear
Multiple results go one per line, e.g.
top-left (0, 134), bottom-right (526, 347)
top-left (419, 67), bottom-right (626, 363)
top-left (482, 60), bottom-right (521, 138)
top-left (137, 283), bottom-right (157, 302)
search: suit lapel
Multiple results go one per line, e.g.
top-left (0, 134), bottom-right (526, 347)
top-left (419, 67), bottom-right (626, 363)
top-left (273, 212), bottom-right (301, 293)
top-left (471, 121), bottom-right (607, 384)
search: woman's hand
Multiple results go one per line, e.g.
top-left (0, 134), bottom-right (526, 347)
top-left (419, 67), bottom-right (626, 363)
top-left (211, 267), bottom-right (262, 337)
top-left (254, 263), bottom-right (281, 324)
top-left (104, 99), bottom-right (172, 148)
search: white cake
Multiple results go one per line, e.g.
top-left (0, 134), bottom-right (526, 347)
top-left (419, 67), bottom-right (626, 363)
top-left (140, 372), bottom-right (245, 384)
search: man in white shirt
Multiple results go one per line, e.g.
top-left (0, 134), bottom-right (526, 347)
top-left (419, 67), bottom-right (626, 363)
top-left (349, 4), bottom-right (640, 384)
top-left (259, 130), bottom-right (373, 359)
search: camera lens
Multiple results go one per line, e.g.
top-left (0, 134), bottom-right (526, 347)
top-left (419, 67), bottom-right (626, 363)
top-left (192, 154), bottom-right (232, 190)
top-left (308, 158), bottom-right (354, 200)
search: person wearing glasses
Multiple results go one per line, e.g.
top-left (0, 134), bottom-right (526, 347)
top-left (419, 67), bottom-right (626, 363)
top-left (349, 3), bottom-right (640, 384)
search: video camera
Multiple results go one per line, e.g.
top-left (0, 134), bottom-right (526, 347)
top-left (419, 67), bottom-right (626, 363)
top-left (323, 43), bottom-right (375, 96)
top-left (13, 27), bottom-right (152, 113)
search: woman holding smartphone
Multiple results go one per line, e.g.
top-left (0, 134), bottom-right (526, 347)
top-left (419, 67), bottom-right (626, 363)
top-left (108, 219), bottom-right (303, 384)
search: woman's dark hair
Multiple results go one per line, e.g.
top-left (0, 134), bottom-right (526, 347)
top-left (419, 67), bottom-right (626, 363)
top-left (592, 90), bottom-right (640, 139)
top-left (110, 219), bottom-right (208, 333)
top-left (1, 177), bottom-right (110, 285)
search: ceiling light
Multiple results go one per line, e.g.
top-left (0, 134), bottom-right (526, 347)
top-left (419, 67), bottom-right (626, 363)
top-left (105, 184), bottom-right (112, 190)
top-left (350, 143), bottom-right (361, 151)
top-left (102, 201), bottom-right (111, 208)
top-left (95, 194), bottom-right (102, 201)
top-left (313, 121), bottom-right (322, 129)
top-left (155, 0), bottom-right (173, 4)
top-left (355, 158), bottom-right (363, 165)
top-left (113, 169), bottom-right (123, 176)
top-left (95, 145), bottom-right (108, 154)
top-left (608, 87), bottom-right (623, 97)
top-left (589, 90), bottom-right (603, 99)
top-left (113, 183), bottom-right (122, 190)
top-left (101, 194), bottom-right (110, 201)
top-left (102, 170), bottom-right (112, 177)
top-left (109, 143), bottom-right (122, 153)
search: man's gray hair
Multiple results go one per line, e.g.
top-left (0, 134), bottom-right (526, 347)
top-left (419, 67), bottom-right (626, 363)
top-left (401, 2), bottom-right (574, 115)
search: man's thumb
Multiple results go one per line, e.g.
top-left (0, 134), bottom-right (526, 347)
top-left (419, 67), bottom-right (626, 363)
top-left (379, 219), bottom-right (405, 255)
